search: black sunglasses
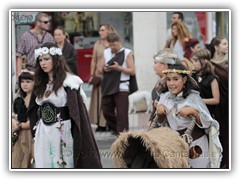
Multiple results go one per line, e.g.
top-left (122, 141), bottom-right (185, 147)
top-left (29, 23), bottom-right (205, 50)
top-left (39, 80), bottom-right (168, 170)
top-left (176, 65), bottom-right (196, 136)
top-left (39, 20), bottom-right (50, 24)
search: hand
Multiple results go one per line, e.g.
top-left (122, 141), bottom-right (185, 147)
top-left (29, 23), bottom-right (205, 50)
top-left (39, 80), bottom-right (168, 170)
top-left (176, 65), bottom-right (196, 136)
top-left (107, 62), bottom-right (121, 71)
top-left (156, 104), bottom-right (168, 115)
top-left (176, 106), bottom-right (194, 118)
top-left (103, 66), bottom-right (111, 72)
top-left (12, 118), bottom-right (19, 132)
top-left (153, 100), bottom-right (159, 108)
top-left (147, 121), bottom-right (152, 128)
top-left (88, 76), bottom-right (93, 84)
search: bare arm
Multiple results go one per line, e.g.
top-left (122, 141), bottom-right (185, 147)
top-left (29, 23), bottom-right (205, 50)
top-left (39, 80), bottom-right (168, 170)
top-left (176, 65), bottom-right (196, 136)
top-left (203, 79), bottom-right (220, 105)
top-left (97, 50), bottom-right (105, 74)
top-left (88, 43), bottom-right (98, 83)
top-left (16, 57), bottom-right (23, 76)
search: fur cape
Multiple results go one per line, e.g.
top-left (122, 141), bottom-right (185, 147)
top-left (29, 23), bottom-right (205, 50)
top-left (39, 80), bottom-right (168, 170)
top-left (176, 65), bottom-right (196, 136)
top-left (111, 127), bottom-right (190, 168)
top-left (28, 73), bottom-right (102, 168)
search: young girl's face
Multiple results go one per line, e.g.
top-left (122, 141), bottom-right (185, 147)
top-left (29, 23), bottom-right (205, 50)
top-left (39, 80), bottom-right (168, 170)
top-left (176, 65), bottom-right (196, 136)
top-left (20, 79), bottom-right (34, 94)
top-left (38, 54), bottom-right (53, 74)
top-left (216, 38), bottom-right (228, 55)
top-left (166, 72), bottom-right (186, 96)
top-left (192, 56), bottom-right (202, 72)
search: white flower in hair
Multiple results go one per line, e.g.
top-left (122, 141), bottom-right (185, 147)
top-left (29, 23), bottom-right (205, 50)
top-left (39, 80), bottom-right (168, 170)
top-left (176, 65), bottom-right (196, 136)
top-left (35, 47), bottom-right (63, 59)
top-left (41, 47), bottom-right (49, 54)
top-left (34, 48), bottom-right (42, 59)
top-left (49, 47), bottom-right (57, 56)
top-left (55, 48), bottom-right (62, 55)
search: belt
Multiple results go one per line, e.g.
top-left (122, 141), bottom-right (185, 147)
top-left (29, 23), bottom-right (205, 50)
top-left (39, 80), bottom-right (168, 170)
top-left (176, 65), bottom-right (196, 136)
top-left (177, 125), bottom-right (205, 141)
top-left (39, 102), bottom-right (70, 125)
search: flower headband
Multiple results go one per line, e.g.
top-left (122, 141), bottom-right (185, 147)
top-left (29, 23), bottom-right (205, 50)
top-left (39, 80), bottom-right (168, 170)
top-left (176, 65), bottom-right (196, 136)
top-left (35, 47), bottom-right (62, 59)
top-left (163, 69), bottom-right (190, 74)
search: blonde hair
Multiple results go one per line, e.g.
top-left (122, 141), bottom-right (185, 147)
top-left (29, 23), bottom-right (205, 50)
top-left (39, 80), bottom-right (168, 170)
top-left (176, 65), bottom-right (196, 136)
top-left (99, 24), bottom-right (117, 34)
top-left (171, 21), bottom-right (191, 47)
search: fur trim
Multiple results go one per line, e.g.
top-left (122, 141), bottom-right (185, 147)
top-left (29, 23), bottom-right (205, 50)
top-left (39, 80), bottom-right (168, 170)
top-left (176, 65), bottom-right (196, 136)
top-left (111, 127), bottom-right (190, 168)
top-left (63, 73), bottom-right (83, 90)
top-left (63, 73), bottom-right (87, 103)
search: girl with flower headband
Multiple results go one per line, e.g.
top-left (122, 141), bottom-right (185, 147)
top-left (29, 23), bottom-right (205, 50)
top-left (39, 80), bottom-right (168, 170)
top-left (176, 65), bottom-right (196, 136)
top-left (28, 42), bottom-right (102, 168)
top-left (12, 70), bottom-right (35, 168)
top-left (156, 64), bottom-right (222, 168)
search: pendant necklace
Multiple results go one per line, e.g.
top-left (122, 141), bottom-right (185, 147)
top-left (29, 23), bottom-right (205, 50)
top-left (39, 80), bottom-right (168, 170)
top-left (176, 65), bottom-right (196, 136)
top-left (45, 80), bottom-right (53, 98)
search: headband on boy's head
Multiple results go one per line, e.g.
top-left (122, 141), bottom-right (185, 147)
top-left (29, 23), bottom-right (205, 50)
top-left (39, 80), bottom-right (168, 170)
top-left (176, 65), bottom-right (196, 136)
top-left (163, 69), bottom-right (190, 75)
top-left (34, 47), bottom-right (62, 60)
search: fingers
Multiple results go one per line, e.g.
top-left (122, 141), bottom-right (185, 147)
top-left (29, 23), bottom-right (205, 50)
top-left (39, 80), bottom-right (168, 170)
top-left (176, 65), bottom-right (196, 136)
top-left (156, 105), bottom-right (168, 115)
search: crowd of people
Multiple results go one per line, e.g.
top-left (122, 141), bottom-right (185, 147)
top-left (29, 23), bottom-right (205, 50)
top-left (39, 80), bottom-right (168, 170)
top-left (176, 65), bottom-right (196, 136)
top-left (11, 12), bottom-right (229, 169)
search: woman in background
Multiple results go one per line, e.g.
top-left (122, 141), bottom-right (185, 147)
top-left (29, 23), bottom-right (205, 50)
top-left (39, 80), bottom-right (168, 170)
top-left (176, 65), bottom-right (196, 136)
top-left (170, 21), bottom-right (191, 61)
top-left (88, 24), bottom-right (117, 132)
top-left (54, 26), bottom-right (78, 75)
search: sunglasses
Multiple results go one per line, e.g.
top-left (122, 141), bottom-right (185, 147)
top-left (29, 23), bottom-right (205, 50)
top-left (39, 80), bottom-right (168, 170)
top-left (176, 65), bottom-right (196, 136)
top-left (39, 20), bottom-right (50, 24)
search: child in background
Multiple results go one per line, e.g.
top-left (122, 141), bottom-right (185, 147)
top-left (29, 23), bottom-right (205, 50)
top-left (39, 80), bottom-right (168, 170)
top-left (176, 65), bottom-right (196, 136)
top-left (191, 49), bottom-right (220, 118)
top-left (12, 70), bottom-right (34, 168)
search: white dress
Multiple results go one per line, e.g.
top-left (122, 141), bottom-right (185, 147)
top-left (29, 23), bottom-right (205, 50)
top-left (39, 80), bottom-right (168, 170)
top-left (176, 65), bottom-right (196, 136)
top-left (158, 90), bottom-right (222, 168)
top-left (34, 86), bottom-right (74, 168)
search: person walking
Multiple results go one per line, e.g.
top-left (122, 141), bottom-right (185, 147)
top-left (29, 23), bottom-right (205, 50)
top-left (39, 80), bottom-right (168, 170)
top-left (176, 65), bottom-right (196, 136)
top-left (170, 21), bottom-right (192, 61)
top-left (206, 36), bottom-right (229, 168)
top-left (28, 42), bottom-right (102, 168)
top-left (99, 32), bottom-right (135, 135)
top-left (16, 12), bottom-right (55, 75)
top-left (88, 24), bottom-right (117, 132)
top-left (164, 12), bottom-right (185, 49)
top-left (54, 26), bottom-right (78, 75)
top-left (157, 64), bottom-right (222, 168)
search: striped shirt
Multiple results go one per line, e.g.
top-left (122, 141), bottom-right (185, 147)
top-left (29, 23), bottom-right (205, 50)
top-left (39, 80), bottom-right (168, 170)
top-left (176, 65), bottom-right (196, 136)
top-left (16, 30), bottom-right (55, 67)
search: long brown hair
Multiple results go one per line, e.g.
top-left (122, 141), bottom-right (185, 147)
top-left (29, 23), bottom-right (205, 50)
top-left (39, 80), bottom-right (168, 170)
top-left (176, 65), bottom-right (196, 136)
top-left (191, 49), bottom-right (215, 76)
top-left (171, 21), bottom-right (191, 47)
top-left (33, 42), bottom-right (71, 98)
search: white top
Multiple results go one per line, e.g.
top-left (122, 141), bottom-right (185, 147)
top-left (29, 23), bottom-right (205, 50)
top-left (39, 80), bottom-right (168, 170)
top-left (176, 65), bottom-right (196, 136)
top-left (158, 90), bottom-right (222, 168)
top-left (171, 39), bottom-right (184, 61)
top-left (104, 47), bottom-right (132, 91)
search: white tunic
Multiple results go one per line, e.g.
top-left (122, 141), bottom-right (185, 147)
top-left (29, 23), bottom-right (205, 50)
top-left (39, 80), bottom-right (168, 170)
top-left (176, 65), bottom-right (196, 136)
top-left (104, 47), bottom-right (131, 91)
top-left (34, 86), bottom-right (74, 168)
top-left (158, 90), bottom-right (222, 168)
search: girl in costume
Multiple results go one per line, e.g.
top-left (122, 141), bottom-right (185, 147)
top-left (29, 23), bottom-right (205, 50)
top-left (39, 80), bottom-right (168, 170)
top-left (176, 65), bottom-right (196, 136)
top-left (28, 42), bottom-right (102, 168)
top-left (156, 64), bottom-right (222, 168)
top-left (12, 70), bottom-right (34, 168)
